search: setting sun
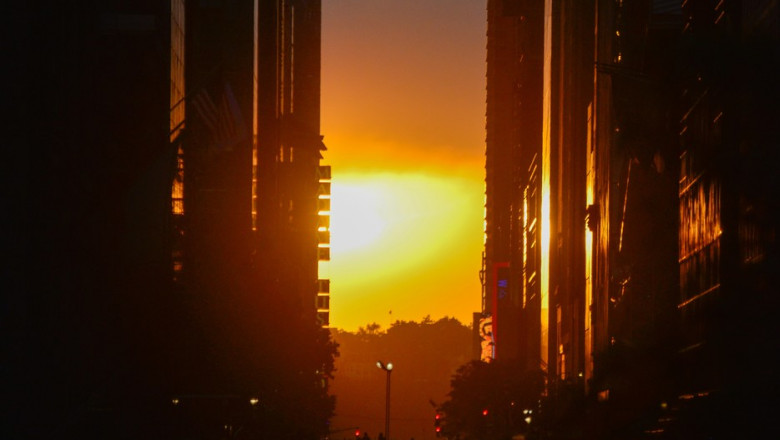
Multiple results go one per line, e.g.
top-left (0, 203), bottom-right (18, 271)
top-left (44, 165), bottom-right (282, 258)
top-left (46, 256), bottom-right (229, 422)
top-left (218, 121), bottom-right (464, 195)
top-left (320, 0), bottom-right (487, 331)
top-left (323, 170), bottom-right (484, 331)
top-left (330, 183), bottom-right (388, 254)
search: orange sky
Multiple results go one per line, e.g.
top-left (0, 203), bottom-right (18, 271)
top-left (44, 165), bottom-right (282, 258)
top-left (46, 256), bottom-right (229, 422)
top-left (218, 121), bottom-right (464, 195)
top-left (321, 1), bottom-right (487, 331)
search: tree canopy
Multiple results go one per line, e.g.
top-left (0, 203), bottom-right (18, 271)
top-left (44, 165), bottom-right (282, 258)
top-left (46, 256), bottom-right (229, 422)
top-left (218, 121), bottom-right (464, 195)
top-left (439, 360), bottom-right (544, 440)
top-left (330, 317), bottom-right (473, 440)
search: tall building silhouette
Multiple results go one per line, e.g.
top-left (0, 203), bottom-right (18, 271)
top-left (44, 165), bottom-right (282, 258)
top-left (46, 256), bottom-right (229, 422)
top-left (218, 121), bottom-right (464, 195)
top-left (255, 0), bottom-right (331, 328)
top-left (482, 1), bottom-right (779, 438)
top-left (676, 1), bottom-right (780, 434)
top-left (4, 1), bottom-right (334, 438)
top-left (6, 1), bottom-right (185, 437)
top-left (483, 0), bottom-right (544, 363)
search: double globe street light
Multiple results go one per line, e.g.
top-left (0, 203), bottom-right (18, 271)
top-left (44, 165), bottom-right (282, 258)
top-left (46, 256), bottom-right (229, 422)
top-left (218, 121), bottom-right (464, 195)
top-left (376, 360), bottom-right (393, 440)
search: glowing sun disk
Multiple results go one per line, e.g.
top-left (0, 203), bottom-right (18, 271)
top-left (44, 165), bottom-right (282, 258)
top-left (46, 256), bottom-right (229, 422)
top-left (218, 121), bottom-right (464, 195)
top-left (330, 183), bottom-right (387, 254)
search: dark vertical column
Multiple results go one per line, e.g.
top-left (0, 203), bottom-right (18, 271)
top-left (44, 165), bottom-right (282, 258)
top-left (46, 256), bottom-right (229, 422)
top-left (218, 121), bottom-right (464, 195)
top-left (591, 0), bottom-right (615, 385)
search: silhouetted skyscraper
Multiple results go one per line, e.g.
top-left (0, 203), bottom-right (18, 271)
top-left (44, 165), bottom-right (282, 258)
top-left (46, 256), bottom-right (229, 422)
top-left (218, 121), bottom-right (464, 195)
top-left (5, 1), bottom-right (184, 437)
top-left (4, 1), bottom-right (336, 438)
top-left (255, 0), bottom-right (330, 327)
top-left (483, 0), bottom-right (779, 438)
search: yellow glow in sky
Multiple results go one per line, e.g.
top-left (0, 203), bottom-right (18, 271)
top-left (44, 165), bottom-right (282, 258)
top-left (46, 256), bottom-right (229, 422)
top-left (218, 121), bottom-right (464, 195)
top-left (322, 1), bottom-right (486, 331)
top-left (321, 170), bottom-right (484, 331)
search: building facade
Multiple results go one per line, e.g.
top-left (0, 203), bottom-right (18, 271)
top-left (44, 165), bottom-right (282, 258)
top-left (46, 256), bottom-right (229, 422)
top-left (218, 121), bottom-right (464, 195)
top-left (5, 0), bottom-right (182, 437)
top-left (676, 0), bottom-right (780, 434)
top-left (255, 0), bottom-right (330, 327)
top-left (483, 0), bottom-right (779, 438)
top-left (5, 1), bottom-right (334, 438)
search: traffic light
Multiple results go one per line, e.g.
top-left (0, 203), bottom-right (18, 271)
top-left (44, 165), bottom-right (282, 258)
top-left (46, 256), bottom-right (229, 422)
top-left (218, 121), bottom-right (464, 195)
top-left (434, 412), bottom-right (442, 437)
top-left (355, 429), bottom-right (360, 439)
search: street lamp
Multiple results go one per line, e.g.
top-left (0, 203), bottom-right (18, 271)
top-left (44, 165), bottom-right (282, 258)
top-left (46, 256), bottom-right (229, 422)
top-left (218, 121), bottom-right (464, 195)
top-left (376, 360), bottom-right (393, 440)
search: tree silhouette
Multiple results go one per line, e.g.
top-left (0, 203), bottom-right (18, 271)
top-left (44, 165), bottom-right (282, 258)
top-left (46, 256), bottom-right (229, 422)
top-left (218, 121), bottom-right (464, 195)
top-left (331, 317), bottom-right (472, 440)
top-left (439, 360), bottom-right (544, 440)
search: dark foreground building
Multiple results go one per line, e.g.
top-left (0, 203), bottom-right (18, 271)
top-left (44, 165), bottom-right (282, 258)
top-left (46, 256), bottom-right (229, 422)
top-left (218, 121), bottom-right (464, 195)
top-left (3, 1), bottom-right (333, 439)
top-left (482, 1), bottom-right (779, 438)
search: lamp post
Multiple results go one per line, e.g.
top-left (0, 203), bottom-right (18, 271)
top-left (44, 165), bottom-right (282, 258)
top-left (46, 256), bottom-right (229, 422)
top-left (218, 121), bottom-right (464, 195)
top-left (376, 360), bottom-right (393, 440)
